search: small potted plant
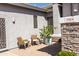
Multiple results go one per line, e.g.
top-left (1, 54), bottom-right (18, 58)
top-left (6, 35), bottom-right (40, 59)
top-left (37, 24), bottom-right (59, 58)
top-left (40, 25), bottom-right (53, 45)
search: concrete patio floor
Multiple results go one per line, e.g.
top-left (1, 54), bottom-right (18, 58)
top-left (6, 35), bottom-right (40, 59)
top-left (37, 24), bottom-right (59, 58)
top-left (0, 42), bottom-right (61, 56)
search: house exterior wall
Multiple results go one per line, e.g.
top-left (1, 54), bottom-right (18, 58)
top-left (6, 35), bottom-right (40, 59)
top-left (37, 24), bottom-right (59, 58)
top-left (0, 4), bottom-right (47, 49)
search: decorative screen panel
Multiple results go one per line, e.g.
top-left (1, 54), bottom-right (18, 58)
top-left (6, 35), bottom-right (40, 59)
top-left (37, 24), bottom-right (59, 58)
top-left (0, 18), bottom-right (6, 49)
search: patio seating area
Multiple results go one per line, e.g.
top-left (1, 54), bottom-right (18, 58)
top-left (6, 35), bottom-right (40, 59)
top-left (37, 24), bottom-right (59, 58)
top-left (0, 42), bottom-right (61, 56)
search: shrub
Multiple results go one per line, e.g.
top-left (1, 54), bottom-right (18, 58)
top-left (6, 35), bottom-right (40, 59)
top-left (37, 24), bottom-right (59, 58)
top-left (40, 25), bottom-right (53, 39)
top-left (57, 51), bottom-right (77, 56)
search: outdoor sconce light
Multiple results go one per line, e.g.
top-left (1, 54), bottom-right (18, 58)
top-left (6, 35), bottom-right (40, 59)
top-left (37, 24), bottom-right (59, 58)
top-left (12, 19), bottom-right (15, 24)
top-left (73, 9), bottom-right (78, 12)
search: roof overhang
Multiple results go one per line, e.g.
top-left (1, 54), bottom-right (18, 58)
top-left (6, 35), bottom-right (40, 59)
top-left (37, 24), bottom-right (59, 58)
top-left (7, 3), bottom-right (47, 12)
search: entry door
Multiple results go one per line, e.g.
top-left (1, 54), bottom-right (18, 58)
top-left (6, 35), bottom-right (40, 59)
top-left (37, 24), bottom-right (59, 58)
top-left (0, 18), bottom-right (6, 49)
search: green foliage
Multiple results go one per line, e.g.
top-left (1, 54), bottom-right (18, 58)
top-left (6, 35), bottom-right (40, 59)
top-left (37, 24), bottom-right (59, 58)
top-left (57, 51), bottom-right (77, 56)
top-left (40, 25), bottom-right (53, 39)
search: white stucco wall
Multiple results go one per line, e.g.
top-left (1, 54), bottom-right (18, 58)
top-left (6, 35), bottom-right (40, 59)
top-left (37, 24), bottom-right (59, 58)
top-left (52, 4), bottom-right (61, 35)
top-left (0, 11), bottom-right (47, 49)
top-left (60, 15), bottom-right (79, 23)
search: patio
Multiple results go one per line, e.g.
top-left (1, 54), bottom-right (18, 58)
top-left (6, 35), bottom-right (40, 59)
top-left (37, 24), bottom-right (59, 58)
top-left (0, 42), bottom-right (61, 56)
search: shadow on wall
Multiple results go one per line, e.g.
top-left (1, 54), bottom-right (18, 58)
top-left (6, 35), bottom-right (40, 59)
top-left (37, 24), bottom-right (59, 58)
top-left (38, 42), bottom-right (61, 56)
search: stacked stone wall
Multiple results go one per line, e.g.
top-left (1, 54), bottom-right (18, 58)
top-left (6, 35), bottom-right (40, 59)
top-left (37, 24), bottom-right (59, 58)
top-left (61, 23), bottom-right (79, 54)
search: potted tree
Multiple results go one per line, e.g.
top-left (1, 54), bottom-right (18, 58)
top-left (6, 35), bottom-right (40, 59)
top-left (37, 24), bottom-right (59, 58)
top-left (40, 25), bottom-right (53, 45)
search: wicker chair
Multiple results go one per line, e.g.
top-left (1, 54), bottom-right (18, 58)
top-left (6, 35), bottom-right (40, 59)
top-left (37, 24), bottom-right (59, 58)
top-left (31, 35), bottom-right (40, 45)
top-left (17, 36), bottom-right (29, 49)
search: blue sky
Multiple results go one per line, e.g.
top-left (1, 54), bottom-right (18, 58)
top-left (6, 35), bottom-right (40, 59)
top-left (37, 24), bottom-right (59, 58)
top-left (31, 3), bottom-right (48, 8)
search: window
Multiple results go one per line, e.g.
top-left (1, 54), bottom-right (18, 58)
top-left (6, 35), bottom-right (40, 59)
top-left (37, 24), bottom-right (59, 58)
top-left (33, 15), bottom-right (38, 28)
